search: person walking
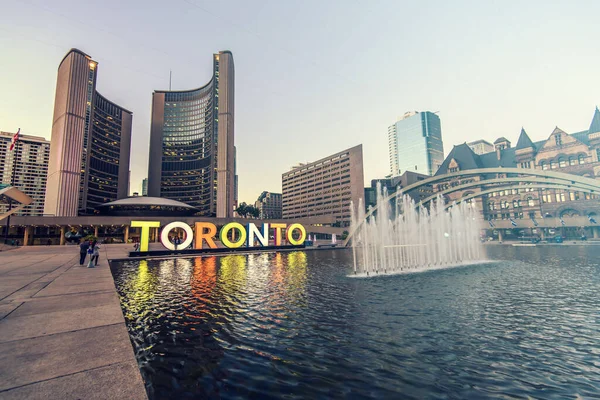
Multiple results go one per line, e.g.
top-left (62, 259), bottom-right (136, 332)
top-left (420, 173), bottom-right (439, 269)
top-left (90, 242), bottom-right (100, 267)
top-left (79, 240), bottom-right (89, 265)
top-left (87, 240), bottom-right (96, 268)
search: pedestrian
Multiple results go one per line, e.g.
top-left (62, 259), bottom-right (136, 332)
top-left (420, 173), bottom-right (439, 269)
top-left (90, 242), bottom-right (100, 267)
top-left (79, 240), bottom-right (89, 265)
top-left (87, 241), bottom-right (96, 268)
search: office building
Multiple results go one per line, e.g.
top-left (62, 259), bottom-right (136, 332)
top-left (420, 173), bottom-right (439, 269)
top-left (254, 191), bottom-right (282, 219)
top-left (0, 131), bottom-right (50, 216)
top-left (388, 111), bottom-right (444, 176)
top-left (148, 51), bottom-right (234, 217)
top-left (44, 49), bottom-right (132, 216)
top-left (142, 178), bottom-right (148, 196)
top-left (467, 139), bottom-right (494, 155)
top-left (282, 145), bottom-right (364, 227)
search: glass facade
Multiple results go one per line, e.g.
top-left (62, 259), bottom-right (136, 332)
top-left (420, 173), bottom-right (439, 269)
top-left (149, 51), bottom-right (234, 217)
top-left (78, 62), bottom-right (96, 212)
top-left (390, 112), bottom-right (444, 176)
top-left (160, 81), bottom-right (217, 212)
top-left (80, 93), bottom-right (130, 215)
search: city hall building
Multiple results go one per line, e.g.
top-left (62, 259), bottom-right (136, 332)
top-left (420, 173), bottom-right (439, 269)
top-left (44, 49), bottom-right (132, 217)
top-left (435, 107), bottom-right (600, 238)
top-left (148, 51), bottom-right (235, 218)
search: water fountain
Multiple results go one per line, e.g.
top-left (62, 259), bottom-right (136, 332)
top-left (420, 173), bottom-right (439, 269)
top-left (349, 184), bottom-right (483, 275)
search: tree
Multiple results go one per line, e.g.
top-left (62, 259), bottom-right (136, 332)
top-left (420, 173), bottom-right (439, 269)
top-left (235, 202), bottom-right (248, 218)
top-left (249, 206), bottom-right (260, 219)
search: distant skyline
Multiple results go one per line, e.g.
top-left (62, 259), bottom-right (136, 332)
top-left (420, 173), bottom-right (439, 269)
top-left (1, 0), bottom-right (598, 204)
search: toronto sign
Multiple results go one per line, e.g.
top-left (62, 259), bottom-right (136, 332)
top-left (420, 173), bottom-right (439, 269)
top-left (131, 221), bottom-right (307, 252)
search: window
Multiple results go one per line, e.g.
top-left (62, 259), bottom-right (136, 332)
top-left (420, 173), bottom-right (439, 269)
top-left (527, 197), bottom-right (534, 207)
top-left (528, 212), bottom-right (536, 219)
top-left (555, 192), bottom-right (565, 202)
top-left (550, 160), bottom-right (557, 169)
top-left (488, 202), bottom-right (496, 210)
top-left (558, 157), bottom-right (566, 168)
top-left (579, 155), bottom-right (585, 164)
top-left (541, 161), bottom-right (548, 170)
top-left (555, 134), bottom-right (562, 146)
top-left (449, 167), bottom-right (458, 173)
top-left (569, 156), bottom-right (576, 166)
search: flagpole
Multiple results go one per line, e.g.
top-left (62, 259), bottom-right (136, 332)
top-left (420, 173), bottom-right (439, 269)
top-left (4, 132), bottom-right (19, 245)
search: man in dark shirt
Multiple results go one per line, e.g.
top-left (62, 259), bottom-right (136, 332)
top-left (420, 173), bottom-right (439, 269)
top-left (79, 240), bottom-right (89, 265)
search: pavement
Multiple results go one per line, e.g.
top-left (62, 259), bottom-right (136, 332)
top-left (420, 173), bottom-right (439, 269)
top-left (0, 244), bottom-right (147, 400)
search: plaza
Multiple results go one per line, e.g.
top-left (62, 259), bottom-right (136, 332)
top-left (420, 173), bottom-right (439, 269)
top-left (0, 244), bottom-right (147, 399)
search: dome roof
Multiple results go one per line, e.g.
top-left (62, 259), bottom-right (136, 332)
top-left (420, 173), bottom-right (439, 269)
top-left (100, 196), bottom-right (197, 209)
top-left (95, 197), bottom-right (199, 216)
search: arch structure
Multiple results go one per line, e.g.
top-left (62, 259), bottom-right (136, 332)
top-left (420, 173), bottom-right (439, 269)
top-left (0, 185), bottom-right (33, 221)
top-left (344, 168), bottom-right (600, 246)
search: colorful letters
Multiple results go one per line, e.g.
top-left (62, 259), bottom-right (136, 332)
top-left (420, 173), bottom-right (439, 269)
top-left (132, 221), bottom-right (306, 251)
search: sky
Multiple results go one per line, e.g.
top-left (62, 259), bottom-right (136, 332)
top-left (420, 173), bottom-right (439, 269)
top-left (1, 0), bottom-right (599, 204)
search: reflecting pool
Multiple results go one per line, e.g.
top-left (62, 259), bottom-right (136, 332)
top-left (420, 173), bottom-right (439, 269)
top-left (110, 246), bottom-right (600, 399)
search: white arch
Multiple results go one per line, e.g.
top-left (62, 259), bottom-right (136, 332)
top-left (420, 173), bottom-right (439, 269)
top-left (345, 168), bottom-right (600, 246)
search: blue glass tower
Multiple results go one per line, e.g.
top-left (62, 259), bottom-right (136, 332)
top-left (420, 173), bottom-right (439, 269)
top-left (388, 111), bottom-right (444, 176)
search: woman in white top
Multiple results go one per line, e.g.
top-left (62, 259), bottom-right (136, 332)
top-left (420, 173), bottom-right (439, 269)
top-left (89, 242), bottom-right (100, 267)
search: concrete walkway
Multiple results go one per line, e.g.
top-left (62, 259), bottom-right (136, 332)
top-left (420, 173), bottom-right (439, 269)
top-left (0, 244), bottom-right (147, 400)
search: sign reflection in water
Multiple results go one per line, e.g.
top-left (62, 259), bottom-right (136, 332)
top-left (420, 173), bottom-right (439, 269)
top-left (111, 252), bottom-right (309, 399)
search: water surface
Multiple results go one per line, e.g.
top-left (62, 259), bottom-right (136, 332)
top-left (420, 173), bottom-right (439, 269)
top-left (110, 246), bottom-right (600, 399)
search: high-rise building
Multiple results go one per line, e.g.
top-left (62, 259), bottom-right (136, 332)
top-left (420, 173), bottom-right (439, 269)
top-left (141, 178), bottom-right (148, 196)
top-left (388, 111), bottom-right (444, 176)
top-left (44, 49), bottom-right (132, 216)
top-left (467, 139), bottom-right (494, 155)
top-left (282, 145), bottom-right (364, 227)
top-left (148, 51), bottom-right (234, 217)
top-left (0, 131), bottom-right (50, 216)
top-left (254, 191), bottom-right (282, 219)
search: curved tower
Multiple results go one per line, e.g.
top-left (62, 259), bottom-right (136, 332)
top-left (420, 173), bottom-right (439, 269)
top-left (45, 49), bottom-right (132, 216)
top-left (148, 51), bottom-right (234, 218)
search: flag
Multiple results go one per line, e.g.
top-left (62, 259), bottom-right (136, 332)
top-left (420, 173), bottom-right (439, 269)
top-left (9, 128), bottom-right (20, 151)
top-left (532, 219), bottom-right (538, 227)
top-left (559, 218), bottom-right (566, 226)
top-left (588, 215), bottom-right (597, 224)
top-left (509, 218), bottom-right (517, 227)
top-left (488, 219), bottom-right (495, 228)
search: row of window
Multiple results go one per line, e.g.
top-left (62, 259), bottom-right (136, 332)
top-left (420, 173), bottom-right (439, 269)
top-left (540, 155), bottom-right (585, 170)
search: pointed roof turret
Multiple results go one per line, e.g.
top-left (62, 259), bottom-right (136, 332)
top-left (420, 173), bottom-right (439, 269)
top-left (435, 143), bottom-right (482, 175)
top-left (589, 106), bottom-right (600, 134)
top-left (515, 127), bottom-right (534, 150)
